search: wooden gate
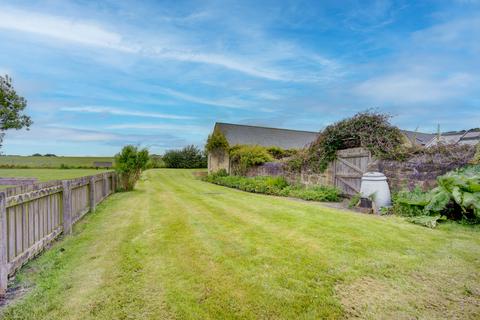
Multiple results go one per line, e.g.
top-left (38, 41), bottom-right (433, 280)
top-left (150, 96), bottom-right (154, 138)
top-left (333, 148), bottom-right (371, 195)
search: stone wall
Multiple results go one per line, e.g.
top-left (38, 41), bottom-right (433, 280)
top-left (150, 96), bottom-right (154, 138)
top-left (246, 162), bottom-right (333, 186)
top-left (368, 145), bottom-right (476, 191)
top-left (208, 150), bottom-right (230, 173)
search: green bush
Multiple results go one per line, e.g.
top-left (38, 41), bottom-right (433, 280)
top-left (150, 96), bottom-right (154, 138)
top-left (205, 129), bottom-right (229, 153)
top-left (163, 145), bottom-right (207, 168)
top-left (204, 174), bottom-right (340, 202)
top-left (266, 146), bottom-right (296, 159)
top-left (115, 145), bottom-right (150, 191)
top-left (229, 145), bottom-right (273, 175)
top-left (307, 111), bottom-right (404, 172)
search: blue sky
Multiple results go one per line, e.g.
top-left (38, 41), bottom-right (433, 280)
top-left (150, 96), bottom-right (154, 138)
top-left (0, 0), bottom-right (479, 156)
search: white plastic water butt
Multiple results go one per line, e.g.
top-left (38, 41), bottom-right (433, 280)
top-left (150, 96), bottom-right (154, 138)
top-left (360, 172), bottom-right (391, 208)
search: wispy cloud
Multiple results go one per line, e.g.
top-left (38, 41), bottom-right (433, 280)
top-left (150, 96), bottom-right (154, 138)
top-left (106, 123), bottom-right (209, 133)
top-left (0, 6), bottom-right (342, 83)
top-left (354, 72), bottom-right (475, 103)
top-left (0, 7), bottom-right (136, 52)
top-left (61, 106), bottom-right (193, 120)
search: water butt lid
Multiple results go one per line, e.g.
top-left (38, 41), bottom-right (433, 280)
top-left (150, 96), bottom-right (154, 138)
top-left (361, 172), bottom-right (387, 181)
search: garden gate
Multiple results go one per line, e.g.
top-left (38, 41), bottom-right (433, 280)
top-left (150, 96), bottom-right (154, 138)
top-left (333, 148), bottom-right (371, 195)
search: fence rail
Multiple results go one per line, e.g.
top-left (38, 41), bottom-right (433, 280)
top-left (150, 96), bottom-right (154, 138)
top-left (0, 171), bottom-right (117, 295)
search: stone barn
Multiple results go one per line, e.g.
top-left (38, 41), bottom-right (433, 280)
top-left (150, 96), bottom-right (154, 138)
top-left (207, 122), bottom-right (319, 173)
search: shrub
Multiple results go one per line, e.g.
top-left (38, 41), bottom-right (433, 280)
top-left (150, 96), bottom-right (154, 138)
top-left (205, 129), bottom-right (229, 153)
top-left (287, 185), bottom-right (340, 202)
top-left (229, 145), bottom-right (273, 175)
top-left (266, 146), bottom-right (296, 159)
top-left (163, 145), bottom-right (207, 168)
top-left (204, 173), bottom-right (340, 202)
top-left (307, 110), bottom-right (404, 172)
top-left (115, 145), bottom-right (150, 191)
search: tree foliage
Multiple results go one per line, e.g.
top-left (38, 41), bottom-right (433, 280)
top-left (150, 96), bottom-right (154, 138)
top-left (0, 75), bottom-right (33, 148)
top-left (163, 145), bottom-right (207, 168)
top-left (115, 145), bottom-right (150, 191)
top-left (306, 111), bottom-right (404, 172)
top-left (205, 129), bottom-right (229, 153)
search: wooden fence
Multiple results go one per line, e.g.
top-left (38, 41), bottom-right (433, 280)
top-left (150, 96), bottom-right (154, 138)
top-left (0, 172), bottom-right (116, 295)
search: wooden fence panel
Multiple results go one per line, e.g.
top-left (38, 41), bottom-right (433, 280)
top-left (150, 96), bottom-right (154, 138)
top-left (71, 185), bottom-right (90, 224)
top-left (94, 179), bottom-right (104, 204)
top-left (0, 171), bottom-right (116, 295)
top-left (333, 148), bottom-right (371, 196)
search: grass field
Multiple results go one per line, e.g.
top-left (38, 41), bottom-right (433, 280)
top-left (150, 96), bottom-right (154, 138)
top-left (0, 169), bottom-right (111, 183)
top-left (1, 169), bottom-right (479, 319)
top-left (0, 156), bottom-right (114, 168)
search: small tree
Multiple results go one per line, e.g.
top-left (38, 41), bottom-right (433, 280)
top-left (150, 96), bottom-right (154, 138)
top-left (205, 129), bottom-right (229, 153)
top-left (115, 145), bottom-right (150, 191)
top-left (0, 75), bottom-right (33, 149)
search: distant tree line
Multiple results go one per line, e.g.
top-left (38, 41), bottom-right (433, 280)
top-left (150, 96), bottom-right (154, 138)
top-left (162, 145), bottom-right (207, 168)
top-left (32, 153), bottom-right (57, 157)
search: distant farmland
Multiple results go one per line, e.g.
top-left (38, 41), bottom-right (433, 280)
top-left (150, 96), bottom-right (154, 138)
top-left (0, 156), bottom-right (114, 168)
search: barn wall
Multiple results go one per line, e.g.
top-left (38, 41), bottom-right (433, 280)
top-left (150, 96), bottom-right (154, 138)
top-left (208, 151), bottom-right (230, 173)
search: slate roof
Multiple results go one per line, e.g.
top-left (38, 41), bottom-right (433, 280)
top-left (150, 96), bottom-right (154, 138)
top-left (401, 130), bottom-right (436, 146)
top-left (214, 122), bottom-right (319, 149)
top-left (213, 123), bottom-right (479, 150)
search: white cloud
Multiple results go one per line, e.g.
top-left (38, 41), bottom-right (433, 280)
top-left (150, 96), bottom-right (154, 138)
top-left (61, 106), bottom-right (193, 120)
top-left (155, 87), bottom-right (250, 109)
top-left (0, 7), bottom-right (136, 52)
top-left (354, 72), bottom-right (475, 103)
top-left (0, 6), bottom-right (342, 83)
top-left (106, 123), bottom-right (209, 133)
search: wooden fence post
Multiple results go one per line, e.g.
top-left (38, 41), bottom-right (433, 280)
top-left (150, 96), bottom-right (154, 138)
top-left (111, 173), bottom-right (116, 194)
top-left (102, 173), bottom-right (107, 199)
top-left (0, 191), bottom-right (8, 296)
top-left (89, 176), bottom-right (96, 212)
top-left (62, 180), bottom-right (72, 235)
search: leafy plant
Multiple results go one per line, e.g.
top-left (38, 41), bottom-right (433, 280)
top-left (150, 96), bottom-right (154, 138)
top-left (205, 129), bottom-right (229, 153)
top-left (425, 166), bottom-right (480, 220)
top-left (392, 187), bottom-right (430, 217)
top-left (348, 193), bottom-right (361, 209)
top-left (115, 145), bottom-right (150, 191)
top-left (306, 110), bottom-right (404, 172)
top-left (163, 145), bottom-right (207, 168)
top-left (392, 166), bottom-right (480, 223)
top-left (229, 145), bottom-right (273, 175)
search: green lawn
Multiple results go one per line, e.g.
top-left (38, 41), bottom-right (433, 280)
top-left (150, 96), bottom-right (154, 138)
top-left (0, 169), bottom-right (111, 183)
top-left (0, 155), bottom-right (114, 168)
top-left (2, 169), bottom-right (479, 319)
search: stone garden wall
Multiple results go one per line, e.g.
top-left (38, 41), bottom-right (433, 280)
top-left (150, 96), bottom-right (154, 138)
top-left (246, 145), bottom-right (476, 193)
top-left (246, 162), bottom-right (334, 186)
top-left (368, 145), bottom-right (476, 191)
